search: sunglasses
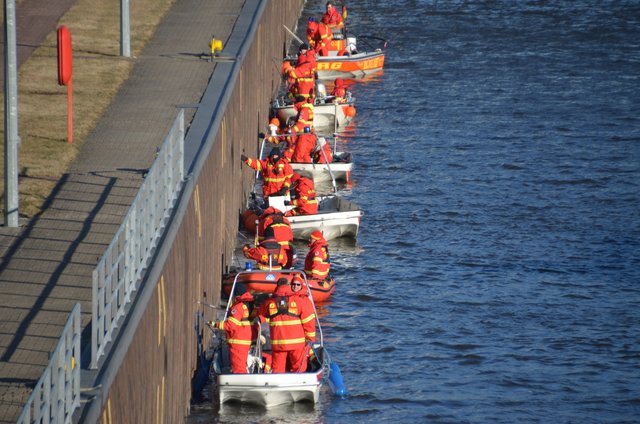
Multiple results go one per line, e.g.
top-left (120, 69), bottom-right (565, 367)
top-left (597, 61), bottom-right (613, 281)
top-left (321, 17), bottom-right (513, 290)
top-left (290, 283), bottom-right (302, 287)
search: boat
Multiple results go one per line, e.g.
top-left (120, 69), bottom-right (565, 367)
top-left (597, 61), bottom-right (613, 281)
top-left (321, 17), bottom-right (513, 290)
top-left (212, 270), bottom-right (333, 408)
top-left (269, 195), bottom-right (362, 241)
top-left (272, 95), bottom-right (356, 131)
top-left (315, 49), bottom-right (385, 80)
top-left (290, 151), bottom-right (353, 184)
top-left (222, 269), bottom-right (336, 302)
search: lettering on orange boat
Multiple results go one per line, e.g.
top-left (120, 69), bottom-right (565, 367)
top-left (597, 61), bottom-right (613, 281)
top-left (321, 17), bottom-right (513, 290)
top-left (330, 62), bottom-right (342, 69)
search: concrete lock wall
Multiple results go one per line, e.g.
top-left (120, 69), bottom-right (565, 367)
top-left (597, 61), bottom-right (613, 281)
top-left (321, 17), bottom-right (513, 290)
top-left (95, 1), bottom-right (304, 422)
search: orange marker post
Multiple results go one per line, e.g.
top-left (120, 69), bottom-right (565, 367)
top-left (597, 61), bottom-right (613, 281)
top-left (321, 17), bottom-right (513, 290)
top-left (57, 26), bottom-right (73, 144)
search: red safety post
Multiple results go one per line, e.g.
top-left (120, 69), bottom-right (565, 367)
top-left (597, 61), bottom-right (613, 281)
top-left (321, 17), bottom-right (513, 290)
top-left (57, 26), bottom-right (73, 144)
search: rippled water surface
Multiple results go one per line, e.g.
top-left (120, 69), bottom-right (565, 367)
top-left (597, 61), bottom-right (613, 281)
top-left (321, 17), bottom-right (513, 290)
top-left (190, 1), bottom-right (640, 422)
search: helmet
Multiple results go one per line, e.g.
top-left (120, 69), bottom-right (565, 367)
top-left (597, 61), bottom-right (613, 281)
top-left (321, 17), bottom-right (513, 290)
top-left (299, 43), bottom-right (309, 52)
top-left (291, 173), bottom-right (301, 184)
top-left (270, 118), bottom-right (280, 126)
top-left (310, 230), bottom-right (324, 242)
top-left (276, 277), bottom-right (289, 287)
top-left (307, 21), bottom-right (318, 33)
top-left (295, 95), bottom-right (306, 103)
top-left (334, 78), bottom-right (345, 87)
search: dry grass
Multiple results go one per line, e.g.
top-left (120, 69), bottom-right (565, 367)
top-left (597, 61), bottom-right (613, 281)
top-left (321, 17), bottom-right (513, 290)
top-left (0, 0), bottom-right (174, 217)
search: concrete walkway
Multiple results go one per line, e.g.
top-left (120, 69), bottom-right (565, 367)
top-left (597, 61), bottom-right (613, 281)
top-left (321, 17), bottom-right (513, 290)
top-left (0, 0), bottom-right (244, 421)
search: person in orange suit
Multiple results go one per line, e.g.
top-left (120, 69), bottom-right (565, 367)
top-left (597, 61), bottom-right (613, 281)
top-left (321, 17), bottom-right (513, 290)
top-left (285, 174), bottom-right (318, 216)
top-left (241, 148), bottom-right (293, 197)
top-left (314, 21), bottom-right (333, 56)
top-left (209, 292), bottom-right (257, 373)
top-left (331, 78), bottom-right (347, 103)
top-left (322, 1), bottom-right (344, 31)
top-left (306, 18), bottom-right (319, 51)
top-left (258, 207), bottom-right (295, 268)
top-left (257, 279), bottom-right (316, 373)
top-left (283, 44), bottom-right (316, 100)
top-left (291, 96), bottom-right (315, 135)
top-left (304, 231), bottom-right (331, 282)
top-left (289, 127), bottom-right (318, 163)
top-left (243, 226), bottom-right (288, 270)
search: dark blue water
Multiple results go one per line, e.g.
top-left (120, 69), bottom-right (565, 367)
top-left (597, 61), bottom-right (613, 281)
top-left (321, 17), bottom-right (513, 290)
top-left (190, 1), bottom-right (640, 422)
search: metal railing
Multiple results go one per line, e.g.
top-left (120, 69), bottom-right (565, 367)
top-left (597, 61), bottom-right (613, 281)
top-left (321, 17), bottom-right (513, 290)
top-left (91, 110), bottom-right (185, 369)
top-left (16, 303), bottom-right (81, 424)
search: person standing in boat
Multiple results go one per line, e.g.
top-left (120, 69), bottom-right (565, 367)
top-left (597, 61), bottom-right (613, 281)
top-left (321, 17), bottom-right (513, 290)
top-left (304, 231), bottom-right (331, 284)
top-left (322, 1), bottom-right (344, 31)
top-left (209, 292), bottom-right (257, 373)
top-left (242, 226), bottom-right (289, 270)
top-left (285, 174), bottom-right (318, 216)
top-left (283, 44), bottom-right (316, 101)
top-left (257, 279), bottom-right (316, 373)
top-left (241, 148), bottom-right (293, 198)
top-left (290, 96), bottom-right (315, 136)
top-left (331, 78), bottom-right (347, 103)
top-left (314, 21), bottom-right (333, 57)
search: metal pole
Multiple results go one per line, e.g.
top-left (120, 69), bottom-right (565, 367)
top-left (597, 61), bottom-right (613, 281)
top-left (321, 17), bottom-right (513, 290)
top-left (120, 0), bottom-right (131, 57)
top-left (4, 0), bottom-right (20, 227)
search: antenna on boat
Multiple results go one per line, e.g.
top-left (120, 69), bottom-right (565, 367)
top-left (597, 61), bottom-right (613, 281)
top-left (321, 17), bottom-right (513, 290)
top-left (317, 137), bottom-right (337, 193)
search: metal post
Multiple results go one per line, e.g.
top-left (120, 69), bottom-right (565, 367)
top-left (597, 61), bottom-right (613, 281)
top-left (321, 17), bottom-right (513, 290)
top-left (120, 0), bottom-right (131, 57)
top-left (4, 0), bottom-right (20, 227)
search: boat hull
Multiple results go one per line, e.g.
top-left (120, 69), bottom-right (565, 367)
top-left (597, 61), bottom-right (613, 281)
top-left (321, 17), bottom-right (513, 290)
top-left (267, 195), bottom-right (362, 241)
top-left (290, 153), bottom-right (352, 184)
top-left (218, 372), bottom-right (322, 408)
top-left (316, 50), bottom-right (385, 80)
top-left (273, 100), bottom-right (355, 130)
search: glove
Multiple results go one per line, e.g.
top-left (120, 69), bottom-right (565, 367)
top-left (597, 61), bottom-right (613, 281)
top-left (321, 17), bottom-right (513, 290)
top-left (284, 200), bottom-right (291, 206)
top-left (273, 167), bottom-right (280, 175)
top-left (243, 244), bottom-right (250, 252)
top-left (241, 154), bottom-right (248, 162)
top-left (258, 132), bottom-right (266, 139)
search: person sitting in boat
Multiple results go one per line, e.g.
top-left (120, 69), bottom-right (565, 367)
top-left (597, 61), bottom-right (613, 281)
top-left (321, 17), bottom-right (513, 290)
top-left (283, 44), bottom-right (316, 101)
top-left (285, 174), bottom-right (318, 216)
top-left (258, 207), bottom-right (295, 268)
top-left (313, 137), bottom-right (334, 164)
top-left (209, 292), bottom-right (258, 373)
top-left (288, 127), bottom-right (317, 163)
top-left (242, 226), bottom-right (289, 270)
top-left (241, 148), bottom-right (293, 198)
top-left (330, 78), bottom-right (347, 103)
top-left (290, 96), bottom-right (315, 136)
top-left (257, 279), bottom-right (316, 373)
top-left (304, 231), bottom-right (331, 284)
top-left (321, 1), bottom-right (344, 31)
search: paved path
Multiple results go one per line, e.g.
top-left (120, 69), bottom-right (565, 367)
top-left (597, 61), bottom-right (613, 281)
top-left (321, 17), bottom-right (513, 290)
top-left (0, 0), bottom-right (243, 421)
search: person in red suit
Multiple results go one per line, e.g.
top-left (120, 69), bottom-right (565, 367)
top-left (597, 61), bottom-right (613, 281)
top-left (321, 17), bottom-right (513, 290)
top-left (241, 148), bottom-right (293, 197)
top-left (209, 292), bottom-right (257, 373)
top-left (243, 227), bottom-right (288, 270)
top-left (285, 174), bottom-right (318, 216)
top-left (257, 279), bottom-right (316, 372)
top-left (322, 1), bottom-right (344, 31)
top-left (289, 127), bottom-right (317, 163)
top-left (304, 231), bottom-right (330, 282)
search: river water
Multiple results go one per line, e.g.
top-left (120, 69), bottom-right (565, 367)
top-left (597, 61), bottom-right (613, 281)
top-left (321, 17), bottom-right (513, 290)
top-left (189, 1), bottom-right (640, 422)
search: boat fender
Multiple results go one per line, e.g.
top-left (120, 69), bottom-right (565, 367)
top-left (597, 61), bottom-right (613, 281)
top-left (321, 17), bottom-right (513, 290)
top-left (328, 361), bottom-right (348, 397)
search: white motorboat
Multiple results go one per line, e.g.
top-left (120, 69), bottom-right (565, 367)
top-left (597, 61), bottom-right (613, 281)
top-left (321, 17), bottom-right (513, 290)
top-left (272, 95), bottom-right (356, 131)
top-left (290, 151), bottom-right (353, 184)
top-left (268, 195), bottom-right (362, 241)
top-left (212, 271), bottom-right (334, 408)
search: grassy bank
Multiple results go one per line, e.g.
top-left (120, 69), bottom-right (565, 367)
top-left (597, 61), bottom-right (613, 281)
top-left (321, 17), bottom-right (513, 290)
top-left (1, 0), bottom-right (174, 217)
